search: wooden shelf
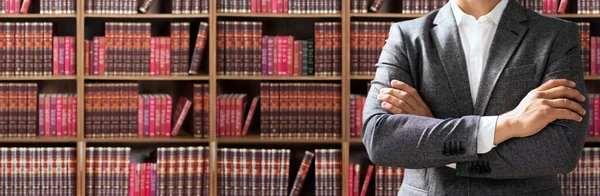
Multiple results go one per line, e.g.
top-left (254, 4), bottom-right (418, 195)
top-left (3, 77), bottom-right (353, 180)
top-left (350, 13), bottom-right (424, 18)
top-left (349, 13), bottom-right (600, 19)
top-left (350, 75), bottom-right (375, 80)
top-left (216, 13), bottom-right (342, 18)
top-left (85, 137), bottom-right (210, 143)
top-left (0, 76), bottom-right (77, 81)
top-left (217, 76), bottom-right (342, 81)
top-left (349, 138), bottom-right (362, 144)
top-left (85, 76), bottom-right (210, 81)
top-left (586, 137), bottom-right (600, 143)
top-left (0, 137), bottom-right (78, 143)
top-left (0, 14), bottom-right (77, 18)
top-left (217, 136), bottom-right (343, 144)
top-left (84, 14), bottom-right (210, 18)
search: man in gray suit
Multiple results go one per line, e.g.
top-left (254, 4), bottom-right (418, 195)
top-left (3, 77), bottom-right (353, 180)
top-left (362, 0), bottom-right (588, 195)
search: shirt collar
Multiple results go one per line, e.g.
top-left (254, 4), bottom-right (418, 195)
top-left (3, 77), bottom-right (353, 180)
top-left (450, 0), bottom-right (508, 25)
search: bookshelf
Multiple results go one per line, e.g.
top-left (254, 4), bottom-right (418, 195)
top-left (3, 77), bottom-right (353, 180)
top-left (0, 0), bottom-right (597, 195)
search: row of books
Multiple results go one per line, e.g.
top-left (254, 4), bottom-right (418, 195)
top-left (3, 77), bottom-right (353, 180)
top-left (0, 23), bottom-right (72, 76)
top-left (217, 148), bottom-right (291, 195)
top-left (0, 83), bottom-right (37, 138)
top-left (138, 94), bottom-right (173, 138)
top-left (0, 0), bottom-right (75, 14)
top-left (216, 94), bottom-right (258, 137)
top-left (315, 149), bottom-right (342, 196)
top-left (588, 94), bottom-right (600, 137)
top-left (85, 147), bottom-right (131, 196)
top-left (375, 166), bottom-right (404, 196)
top-left (401, 0), bottom-right (447, 14)
top-left (576, 0), bottom-right (599, 14)
top-left (578, 22), bottom-right (592, 76)
top-left (217, 0), bottom-right (341, 14)
top-left (84, 22), bottom-right (207, 76)
top-left (261, 36), bottom-right (316, 76)
top-left (351, 22), bottom-right (391, 76)
top-left (38, 94), bottom-right (77, 138)
top-left (524, 0), bottom-right (569, 14)
top-left (84, 83), bottom-right (139, 138)
top-left (260, 82), bottom-right (341, 138)
top-left (217, 21), bottom-right (342, 76)
top-left (156, 147), bottom-right (210, 196)
top-left (182, 83), bottom-right (210, 138)
top-left (350, 0), bottom-right (385, 13)
top-left (558, 147), bottom-right (600, 195)
top-left (0, 147), bottom-right (77, 196)
top-left (217, 21), bottom-right (263, 76)
top-left (350, 95), bottom-right (366, 138)
top-left (129, 163), bottom-right (157, 196)
top-left (52, 36), bottom-right (76, 76)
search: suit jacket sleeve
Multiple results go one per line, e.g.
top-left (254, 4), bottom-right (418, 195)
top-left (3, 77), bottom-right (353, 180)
top-left (455, 22), bottom-right (589, 179)
top-left (362, 23), bottom-right (482, 169)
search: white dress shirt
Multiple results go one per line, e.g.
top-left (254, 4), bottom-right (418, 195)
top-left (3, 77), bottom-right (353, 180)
top-left (446, 0), bottom-right (508, 169)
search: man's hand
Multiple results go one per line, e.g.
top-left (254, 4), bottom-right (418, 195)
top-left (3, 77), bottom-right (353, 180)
top-left (377, 80), bottom-right (434, 117)
top-left (494, 79), bottom-right (586, 144)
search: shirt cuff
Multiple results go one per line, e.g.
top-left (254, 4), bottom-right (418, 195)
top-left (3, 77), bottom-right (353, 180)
top-left (477, 116), bottom-right (498, 154)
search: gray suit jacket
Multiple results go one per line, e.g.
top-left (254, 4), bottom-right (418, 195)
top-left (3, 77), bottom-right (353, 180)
top-left (362, 0), bottom-right (589, 195)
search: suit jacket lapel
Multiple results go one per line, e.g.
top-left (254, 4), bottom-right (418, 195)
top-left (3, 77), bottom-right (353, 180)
top-left (430, 4), bottom-right (475, 115)
top-left (474, 0), bottom-right (529, 115)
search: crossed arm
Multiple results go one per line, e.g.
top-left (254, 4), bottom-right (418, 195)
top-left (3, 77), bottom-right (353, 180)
top-left (362, 22), bottom-right (588, 179)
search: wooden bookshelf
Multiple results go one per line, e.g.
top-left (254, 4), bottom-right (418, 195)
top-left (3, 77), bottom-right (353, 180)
top-left (0, 76), bottom-right (77, 80)
top-left (2, 0), bottom-right (599, 195)
top-left (84, 14), bottom-right (210, 18)
top-left (84, 76), bottom-right (210, 81)
top-left (216, 13), bottom-right (342, 18)
top-left (0, 14), bottom-right (77, 18)
top-left (216, 75), bottom-right (342, 80)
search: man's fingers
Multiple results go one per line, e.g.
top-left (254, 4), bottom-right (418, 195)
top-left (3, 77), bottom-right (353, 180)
top-left (542, 99), bottom-right (586, 116)
top-left (379, 88), bottom-right (419, 111)
top-left (390, 80), bottom-right (428, 106)
top-left (536, 86), bottom-right (585, 102)
top-left (536, 79), bottom-right (576, 91)
top-left (550, 108), bottom-right (583, 122)
top-left (382, 102), bottom-right (405, 114)
top-left (378, 93), bottom-right (416, 113)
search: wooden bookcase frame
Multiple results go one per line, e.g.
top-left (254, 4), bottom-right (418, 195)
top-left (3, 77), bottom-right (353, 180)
top-left (0, 0), bottom-right (598, 195)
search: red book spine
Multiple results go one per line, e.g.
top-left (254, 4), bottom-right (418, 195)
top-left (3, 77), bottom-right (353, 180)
top-left (19, 0), bottom-right (29, 13)
top-left (129, 163), bottom-right (135, 196)
top-left (558, 0), bottom-right (568, 14)
top-left (165, 95), bottom-right (172, 137)
top-left (71, 95), bottom-right (76, 137)
top-left (216, 95), bottom-right (221, 137)
top-left (287, 37), bottom-right (294, 76)
top-left (353, 164), bottom-right (360, 196)
top-left (348, 164), bottom-right (354, 196)
top-left (138, 96), bottom-right (144, 137)
top-left (149, 95), bottom-right (156, 137)
top-left (283, 0), bottom-right (288, 13)
top-left (156, 95), bottom-right (164, 137)
top-left (65, 36), bottom-right (72, 75)
top-left (150, 37), bottom-right (157, 76)
top-left (171, 98), bottom-right (192, 136)
top-left (360, 165), bottom-right (375, 196)
top-left (241, 97), bottom-right (259, 136)
top-left (552, 0), bottom-right (559, 13)
top-left (53, 37), bottom-right (59, 75)
top-left (45, 94), bottom-right (50, 136)
top-left (593, 96), bottom-right (600, 136)
top-left (39, 94), bottom-right (45, 137)
top-left (56, 95), bottom-right (63, 137)
top-left (85, 40), bottom-right (90, 75)
top-left (593, 37), bottom-right (597, 76)
top-left (98, 37), bottom-right (106, 76)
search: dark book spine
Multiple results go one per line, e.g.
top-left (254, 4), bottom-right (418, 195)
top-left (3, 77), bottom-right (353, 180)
top-left (333, 23), bottom-right (341, 76)
top-left (180, 23), bottom-right (190, 76)
top-left (139, 0), bottom-right (156, 13)
top-left (122, 23), bottom-right (133, 76)
top-left (114, 23), bottom-right (125, 76)
top-left (5, 23), bottom-right (15, 76)
top-left (24, 23), bottom-right (33, 76)
top-left (217, 21), bottom-right (226, 75)
top-left (189, 22), bottom-right (209, 75)
top-left (26, 83), bottom-right (36, 137)
top-left (289, 151), bottom-right (314, 196)
top-left (253, 22), bottom-right (262, 76)
top-left (233, 21), bottom-right (243, 76)
top-left (224, 21), bottom-right (234, 75)
top-left (260, 83), bottom-right (269, 136)
top-left (170, 23), bottom-right (181, 75)
top-left (242, 22), bottom-right (252, 76)
top-left (269, 83), bottom-right (279, 137)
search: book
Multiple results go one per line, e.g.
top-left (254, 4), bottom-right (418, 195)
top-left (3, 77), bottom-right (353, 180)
top-left (241, 97), bottom-right (259, 136)
top-left (217, 148), bottom-right (290, 196)
top-left (360, 164), bottom-right (375, 196)
top-left (289, 151), bottom-right (314, 196)
top-left (138, 0), bottom-right (156, 13)
top-left (171, 97), bottom-right (192, 136)
top-left (189, 22), bottom-right (209, 75)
